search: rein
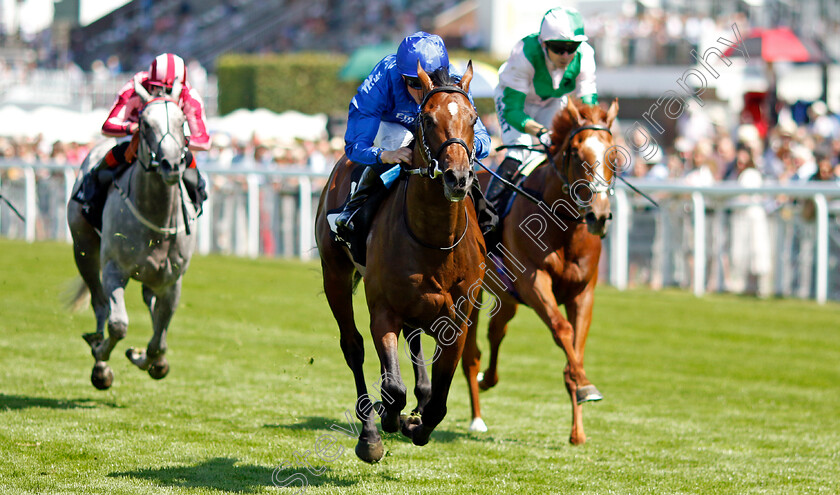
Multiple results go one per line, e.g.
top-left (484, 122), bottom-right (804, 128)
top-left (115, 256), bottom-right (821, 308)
top-left (112, 166), bottom-right (199, 236)
top-left (401, 176), bottom-right (470, 251)
top-left (0, 192), bottom-right (25, 221)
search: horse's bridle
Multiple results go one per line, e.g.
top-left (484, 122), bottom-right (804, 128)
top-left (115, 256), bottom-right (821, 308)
top-left (136, 97), bottom-right (188, 172)
top-left (401, 85), bottom-right (475, 250)
top-left (555, 124), bottom-right (613, 195)
top-left (408, 86), bottom-right (477, 179)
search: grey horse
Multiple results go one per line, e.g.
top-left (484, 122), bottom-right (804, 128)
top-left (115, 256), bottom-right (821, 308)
top-left (67, 79), bottom-right (198, 389)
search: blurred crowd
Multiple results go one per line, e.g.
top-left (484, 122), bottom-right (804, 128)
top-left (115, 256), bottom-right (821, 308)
top-left (616, 100), bottom-right (840, 300)
top-left (621, 102), bottom-right (840, 185)
top-left (586, 11), bottom-right (754, 67)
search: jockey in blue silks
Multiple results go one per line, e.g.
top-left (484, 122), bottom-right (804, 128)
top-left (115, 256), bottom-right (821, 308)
top-left (335, 31), bottom-right (492, 237)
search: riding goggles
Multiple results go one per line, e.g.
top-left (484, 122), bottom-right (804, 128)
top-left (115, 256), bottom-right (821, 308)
top-left (545, 40), bottom-right (581, 55)
top-left (403, 75), bottom-right (422, 90)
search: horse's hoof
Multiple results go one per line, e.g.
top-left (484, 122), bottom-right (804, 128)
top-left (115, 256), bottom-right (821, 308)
top-left (148, 359), bottom-right (169, 380)
top-left (569, 434), bottom-right (587, 445)
top-left (411, 427), bottom-right (430, 446)
top-left (381, 415), bottom-right (399, 433)
top-left (91, 361), bottom-right (113, 390)
top-left (354, 440), bottom-right (384, 463)
top-left (576, 384), bottom-right (603, 404)
top-left (399, 413), bottom-right (422, 439)
top-left (477, 371), bottom-right (496, 391)
top-left (125, 347), bottom-right (150, 370)
top-left (468, 417), bottom-right (488, 433)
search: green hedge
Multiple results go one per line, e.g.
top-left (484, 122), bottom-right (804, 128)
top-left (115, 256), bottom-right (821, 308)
top-left (217, 53), bottom-right (359, 115)
top-left (216, 50), bottom-right (504, 117)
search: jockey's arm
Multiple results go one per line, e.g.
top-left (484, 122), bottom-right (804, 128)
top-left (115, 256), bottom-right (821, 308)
top-left (497, 41), bottom-right (541, 135)
top-left (344, 80), bottom-right (391, 165)
top-left (182, 86), bottom-right (211, 151)
top-left (576, 42), bottom-right (598, 106)
top-left (472, 114), bottom-right (491, 160)
top-left (102, 80), bottom-right (139, 137)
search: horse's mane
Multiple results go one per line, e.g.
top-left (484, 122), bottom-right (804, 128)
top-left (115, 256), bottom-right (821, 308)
top-left (550, 99), bottom-right (608, 145)
top-left (429, 67), bottom-right (456, 88)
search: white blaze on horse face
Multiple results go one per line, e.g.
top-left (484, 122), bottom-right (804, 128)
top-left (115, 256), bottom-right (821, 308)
top-left (448, 101), bottom-right (458, 117)
top-left (582, 135), bottom-right (610, 194)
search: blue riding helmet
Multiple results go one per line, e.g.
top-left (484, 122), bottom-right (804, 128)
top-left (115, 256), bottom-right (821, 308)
top-left (396, 32), bottom-right (449, 78)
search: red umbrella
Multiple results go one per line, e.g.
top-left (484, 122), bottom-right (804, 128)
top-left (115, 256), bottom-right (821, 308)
top-left (724, 27), bottom-right (825, 62)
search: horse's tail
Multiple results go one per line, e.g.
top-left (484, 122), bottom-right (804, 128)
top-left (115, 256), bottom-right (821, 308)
top-left (62, 276), bottom-right (90, 313)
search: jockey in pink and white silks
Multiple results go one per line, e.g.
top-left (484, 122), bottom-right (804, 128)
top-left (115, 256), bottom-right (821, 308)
top-left (103, 53), bottom-right (210, 151)
top-left (75, 53), bottom-right (210, 229)
top-left (486, 7), bottom-right (599, 203)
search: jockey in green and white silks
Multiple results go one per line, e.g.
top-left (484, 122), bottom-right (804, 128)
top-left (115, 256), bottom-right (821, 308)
top-left (487, 7), bottom-right (598, 202)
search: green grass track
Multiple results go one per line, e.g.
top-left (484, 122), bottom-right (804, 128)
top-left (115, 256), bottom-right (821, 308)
top-left (1, 238), bottom-right (838, 494)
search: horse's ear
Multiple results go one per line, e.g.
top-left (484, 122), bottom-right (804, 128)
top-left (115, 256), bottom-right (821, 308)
top-left (459, 60), bottom-right (473, 93)
top-left (417, 61), bottom-right (433, 91)
top-left (566, 98), bottom-right (585, 127)
top-left (606, 98), bottom-right (619, 128)
top-left (134, 73), bottom-right (152, 102)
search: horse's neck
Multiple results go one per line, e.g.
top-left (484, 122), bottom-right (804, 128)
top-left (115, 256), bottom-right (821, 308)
top-left (527, 166), bottom-right (580, 246)
top-left (405, 174), bottom-right (465, 247)
top-left (125, 167), bottom-right (182, 223)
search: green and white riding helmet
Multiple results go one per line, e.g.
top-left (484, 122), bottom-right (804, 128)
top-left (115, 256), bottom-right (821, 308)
top-left (539, 7), bottom-right (588, 47)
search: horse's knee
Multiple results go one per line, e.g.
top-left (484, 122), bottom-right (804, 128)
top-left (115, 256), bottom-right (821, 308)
top-left (107, 320), bottom-right (127, 340)
top-left (381, 377), bottom-right (407, 411)
top-left (414, 382), bottom-right (431, 402)
top-left (551, 320), bottom-right (574, 347)
top-left (340, 334), bottom-right (364, 368)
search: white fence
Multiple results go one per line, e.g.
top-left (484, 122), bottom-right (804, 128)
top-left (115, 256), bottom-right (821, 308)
top-left (2, 161), bottom-right (840, 303)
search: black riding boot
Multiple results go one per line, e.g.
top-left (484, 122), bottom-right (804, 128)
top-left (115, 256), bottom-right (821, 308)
top-left (73, 158), bottom-right (120, 230)
top-left (485, 156), bottom-right (521, 204)
top-left (183, 167), bottom-right (207, 208)
top-left (335, 166), bottom-right (386, 240)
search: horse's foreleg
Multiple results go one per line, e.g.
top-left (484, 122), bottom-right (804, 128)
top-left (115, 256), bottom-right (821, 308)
top-left (92, 262), bottom-right (129, 362)
top-left (563, 281), bottom-right (601, 445)
top-left (522, 271), bottom-right (598, 444)
top-left (403, 326), bottom-right (431, 416)
top-left (478, 299), bottom-right (517, 391)
top-left (142, 285), bottom-right (156, 318)
top-left (88, 262), bottom-right (128, 390)
top-left (408, 331), bottom-right (466, 446)
top-left (322, 262), bottom-right (383, 463)
top-left (71, 220), bottom-right (108, 344)
top-left (370, 309), bottom-right (406, 435)
top-left (461, 292), bottom-right (486, 432)
top-left (126, 281), bottom-right (180, 379)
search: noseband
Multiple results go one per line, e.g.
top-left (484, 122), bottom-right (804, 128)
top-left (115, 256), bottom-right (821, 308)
top-left (137, 98), bottom-right (187, 172)
top-left (408, 86), bottom-right (476, 179)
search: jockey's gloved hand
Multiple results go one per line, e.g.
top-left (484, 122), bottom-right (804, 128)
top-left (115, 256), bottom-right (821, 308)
top-left (538, 130), bottom-right (553, 148)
